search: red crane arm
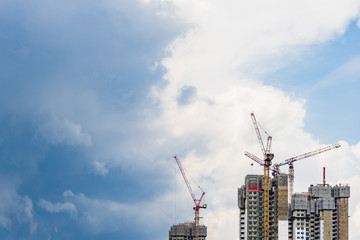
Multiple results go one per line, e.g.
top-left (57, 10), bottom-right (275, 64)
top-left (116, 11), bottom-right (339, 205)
top-left (198, 192), bottom-right (205, 206)
top-left (174, 156), bottom-right (206, 207)
top-left (245, 151), bottom-right (265, 166)
top-left (251, 113), bottom-right (266, 158)
top-left (174, 156), bottom-right (197, 204)
top-left (276, 143), bottom-right (341, 167)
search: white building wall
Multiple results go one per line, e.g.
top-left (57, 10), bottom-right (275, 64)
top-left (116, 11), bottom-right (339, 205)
top-left (244, 209), bottom-right (247, 238)
top-left (240, 209), bottom-right (248, 239)
top-left (293, 219), bottom-right (306, 240)
top-left (293, 219), bottom-right (298, 239)
top-left (320, 219), bottom-right (324, 240)
top-left (278, 220), bottom-right (288, 240)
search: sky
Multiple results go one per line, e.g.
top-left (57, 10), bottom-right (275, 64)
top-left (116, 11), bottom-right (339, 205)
top-left (0, 0), bottom-right (360, 239)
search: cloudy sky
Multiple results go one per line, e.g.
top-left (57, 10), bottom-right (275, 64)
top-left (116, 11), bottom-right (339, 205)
top-left (1, 0), bottom-right (360, 239)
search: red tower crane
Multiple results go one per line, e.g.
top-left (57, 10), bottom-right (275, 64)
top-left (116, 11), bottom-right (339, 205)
top-left (244, 113), bottom-right (341, 240)
top-left (174, 156), bottom-right (207, 240)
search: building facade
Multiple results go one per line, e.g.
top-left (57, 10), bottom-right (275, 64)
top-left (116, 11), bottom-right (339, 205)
top-left (288, 184), bottom-right (350, 240)
top-left (238, 174), bottom-right (288, 240)
top-left (169, 222), bottom-right (207, 240)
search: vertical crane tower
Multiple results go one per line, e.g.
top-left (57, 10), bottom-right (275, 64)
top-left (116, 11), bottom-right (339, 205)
top-left (245, 113), bottom-right (341, 240)
top-left (174, 156), bottom-right (207, 240)
top-left (249, 113), bottom-right (273, 240)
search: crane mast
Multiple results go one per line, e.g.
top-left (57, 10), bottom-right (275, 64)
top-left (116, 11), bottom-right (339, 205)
top-left (247, 113), bottom-right (273, 240)
top-left (174, 156), bottom-right (207, 240)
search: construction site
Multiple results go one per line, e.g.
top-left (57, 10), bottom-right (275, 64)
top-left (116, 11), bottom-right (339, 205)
top-left (169, 113), bottom-right (350, 240)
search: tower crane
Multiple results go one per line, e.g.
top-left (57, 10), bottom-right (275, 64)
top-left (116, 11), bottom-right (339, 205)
top-left (174, 156), bottom-right (207, 240)
top-left (271, 143), bottom-right (341, 202)
top-left (245, 113), bottom-right (273, 240)
top-left (244, 113), bottom-right (341, 240)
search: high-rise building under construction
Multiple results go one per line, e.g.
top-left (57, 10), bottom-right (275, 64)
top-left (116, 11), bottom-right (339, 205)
top-left (288, 183), bottom-right (350, 240)
top-left (238, 174), bottom-right (350, 240)
top-left (169, 222), bottom-right (207, 240)
top-left (238, 174), bottom-right (288, 240)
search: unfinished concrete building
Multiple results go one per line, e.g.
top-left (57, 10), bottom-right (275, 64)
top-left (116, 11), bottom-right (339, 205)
top-left (238, 174), bottom-right (288, 240)
top-left (169, 222), bottom-right (207, 240)
top-left (288, 184), bottom-right (350, 240)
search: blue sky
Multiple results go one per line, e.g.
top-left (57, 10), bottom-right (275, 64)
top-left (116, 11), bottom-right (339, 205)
top-left (0, 1), bottom-right (177, 239)
top-left (1, 0), bottom-right (360, 239)
top-left (267, 22), bottom-right (360, 145)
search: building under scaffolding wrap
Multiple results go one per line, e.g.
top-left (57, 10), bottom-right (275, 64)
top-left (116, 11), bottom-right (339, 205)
top-left (238, 174), bottom-right (288, 240)
top-left (169, 222), bottom-right (207, 240)
top-left (288, 184), bottom-right (350, 240)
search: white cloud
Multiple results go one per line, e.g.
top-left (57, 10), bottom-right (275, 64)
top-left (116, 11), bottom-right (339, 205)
top-left (91, 161), bottom-right (109, 176)
top-left (23, 196), bottom-right (38, 233)
top-left (145, 0), bottom-right (360, 239)
top-left (156, 0), bottom-right (360, 86)
top-left (37, 118), bottom-right (93, 147)
top-left (352, 194), bottom-right (360, 236)
top-left (63, 190), bottom-right (75, 197)
top-left (0, 181), bottom-right (37, 233)
top-left (38, 199), bottom-right (77, 215)
top-left (351, 139), bottom-right (360, 158)
top-left (56, 190), bottom-right (173, 237)
top-left (20, 0), bottom-right (359, 238)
